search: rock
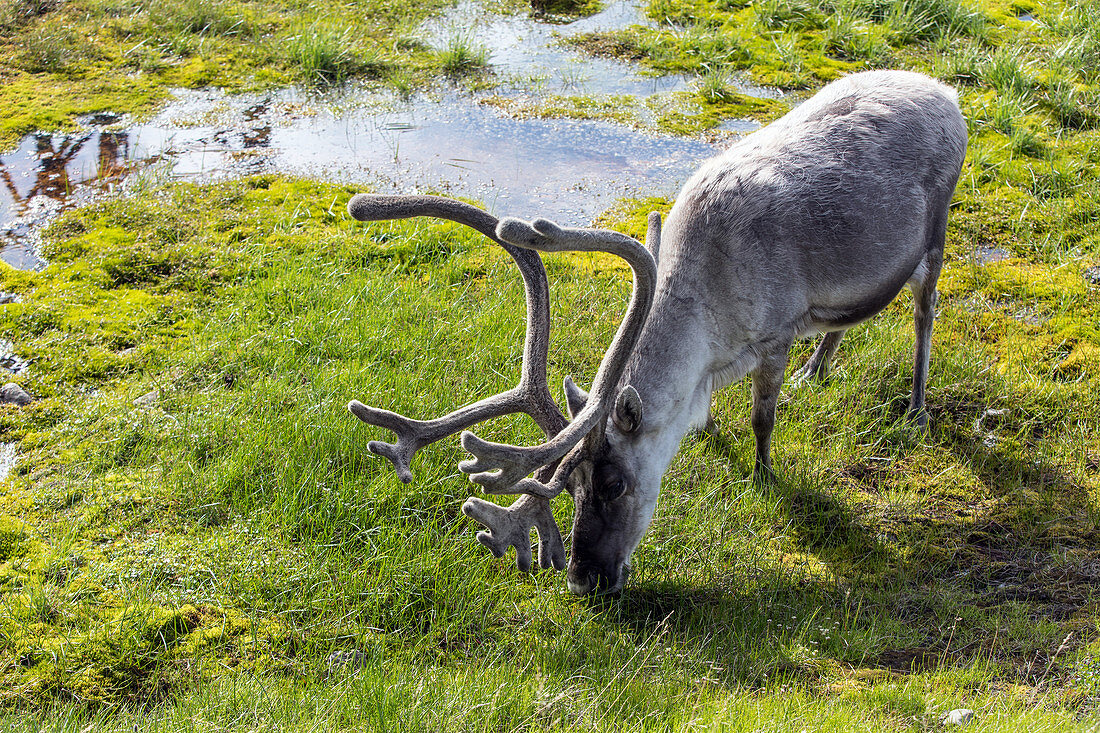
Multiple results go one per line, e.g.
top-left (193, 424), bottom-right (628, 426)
top-left (326, 649), bottom-right (370, 672)
top-left (0, 383), bottom-right (32, 406)
top-left (943, 709), bottom-right (974, 725)
top-left (133, 390), bottom-right (159, 406)
top-left (973, 407), bottom-right (1007, 433)
top-left (1086, 265), bottom-right (1100, 286)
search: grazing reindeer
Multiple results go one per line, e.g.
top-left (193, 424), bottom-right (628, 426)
top-left (347, 70), bottom-right (967, 595)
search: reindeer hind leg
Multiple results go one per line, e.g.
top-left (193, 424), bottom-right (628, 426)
top-left (791, 330), bottom-right (846, 386)
top-left (908, 223), bottom-right (946, 427)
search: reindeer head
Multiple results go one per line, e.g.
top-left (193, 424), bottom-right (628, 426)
top-left (346, 194), bottom-right (660, 595)
top-left (557, 378), bottom-right (654, 595)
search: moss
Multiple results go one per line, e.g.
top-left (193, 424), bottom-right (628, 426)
top-left (593, 196), bottom-right (674, 241)
top-left (654, 89), bottom-right (787, 135)
top-left (481, 93), bottom-right (642, 126)
top-left (1056, 342), bottom-right (1100, 380)
top-left (566, 31), bottom-right (647, 61)
top-left (0, 74), bottom-right (166, 148)
top-left (531, 0), bottom-right (603, 17)
top-left (564, 3), bottom-right (855, 89)
top-left (0, 594), bottom-right (290, 707)
top-left (0, 517), bottom-right (30, 564)
top-left (482, 86), bottom-right (786, 137)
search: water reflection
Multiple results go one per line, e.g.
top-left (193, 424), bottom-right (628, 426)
top-left (0, 82), bottom-right (727, 270)
top-left (2, 132), bottom-right (108, 213)
top-left (0, 120), bottom-right (158, 269)
top-left (241, 101), bottom-right (272, 149)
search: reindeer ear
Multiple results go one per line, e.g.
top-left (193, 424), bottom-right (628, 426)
top-left (611, 385), bottom-right (643, 434)
top-left (645, 211), bottom-right (661, 264)
top-left (563, 376), bottom-right (588, 420)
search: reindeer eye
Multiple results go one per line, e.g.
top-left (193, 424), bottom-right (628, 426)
top-left (593, 459), bottom-right (631, 501)
top-left (597, 474), bottom-right (628, 501)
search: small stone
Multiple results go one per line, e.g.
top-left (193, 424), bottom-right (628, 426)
top-left (943, 709), bottom-right (974, 725)
top-left (1086, 265), bottom-right (1100, 286)
top-left (133, 390), bottom-right (159, 406)
top-left (973, 407), bottom-right (1007, 433)
top-left (0, 383), bottom-right (32, 406)
top-left (326, 649), bottom-right (370, 672)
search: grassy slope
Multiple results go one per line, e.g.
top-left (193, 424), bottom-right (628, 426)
top-left (0, 168), bottom-right (1096, 727)
top-left (0, 0), bottom-right (1098, 730)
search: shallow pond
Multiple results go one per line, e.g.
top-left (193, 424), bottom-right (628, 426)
top-left (0, 1), bottom-right (769, 270)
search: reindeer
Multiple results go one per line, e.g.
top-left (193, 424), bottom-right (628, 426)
top-left (346, 70), bottom-right (968, 596)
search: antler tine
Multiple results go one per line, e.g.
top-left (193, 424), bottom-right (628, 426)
top-left (461, 490), bottom-right (566, 571)
top-left (348, 193), bottom-right (570, 570)
top-left (646, 210), bottom-right (662, 263)
top-left (347, 194), bottom-right (567, 472)
top-left (459, 216), bottom-right (659, 495)
top-left (349, 395), bottom-right (530, 483)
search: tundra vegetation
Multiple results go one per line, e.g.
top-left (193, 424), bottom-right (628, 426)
top-left (0, 0), bottom-right (1099, 730)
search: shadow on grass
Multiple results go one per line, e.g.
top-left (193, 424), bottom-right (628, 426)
top-left (697, 424), bottom-right (892, 576)
top-left (587, 393), bottom-right (1100, 684)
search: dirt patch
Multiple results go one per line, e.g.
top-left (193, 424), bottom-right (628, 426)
top-left (838, 459), bottom-right (893, 494)
top-left (874, 647), bottom-right (941, 673)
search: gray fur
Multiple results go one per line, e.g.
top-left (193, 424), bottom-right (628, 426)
top-left (566, 70), bottom-right (967, 595)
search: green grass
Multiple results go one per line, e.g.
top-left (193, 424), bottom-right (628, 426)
top-left (0, 167), bottom-right (1096, 727)
top-left (284, 22), bottom-right (384, 84)
top-left (2, 0), bottom-right (1100, 728)
top-left (438, 32), bottom-right (491, 76)
top-left (695, 66), bottom-right (742, 103)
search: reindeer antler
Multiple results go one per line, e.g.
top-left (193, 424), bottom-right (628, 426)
top-left (347, 194), bottom-right (568, 570)
top-left (346, 195), bottom-right (660, 572)
top-left (458, 217), bottom-right (658, 496)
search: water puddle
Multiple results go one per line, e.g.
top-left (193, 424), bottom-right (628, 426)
top-left (0, 113), bottom-right (155, 270)
top-left (423, 0), bottom-right (686, 97)
top-left (972, 245), bottom-right (1012, 265)
top-left (0, 443), bottom-right (16, 483)
top-left (0, 0), bottom-right (770, 270)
